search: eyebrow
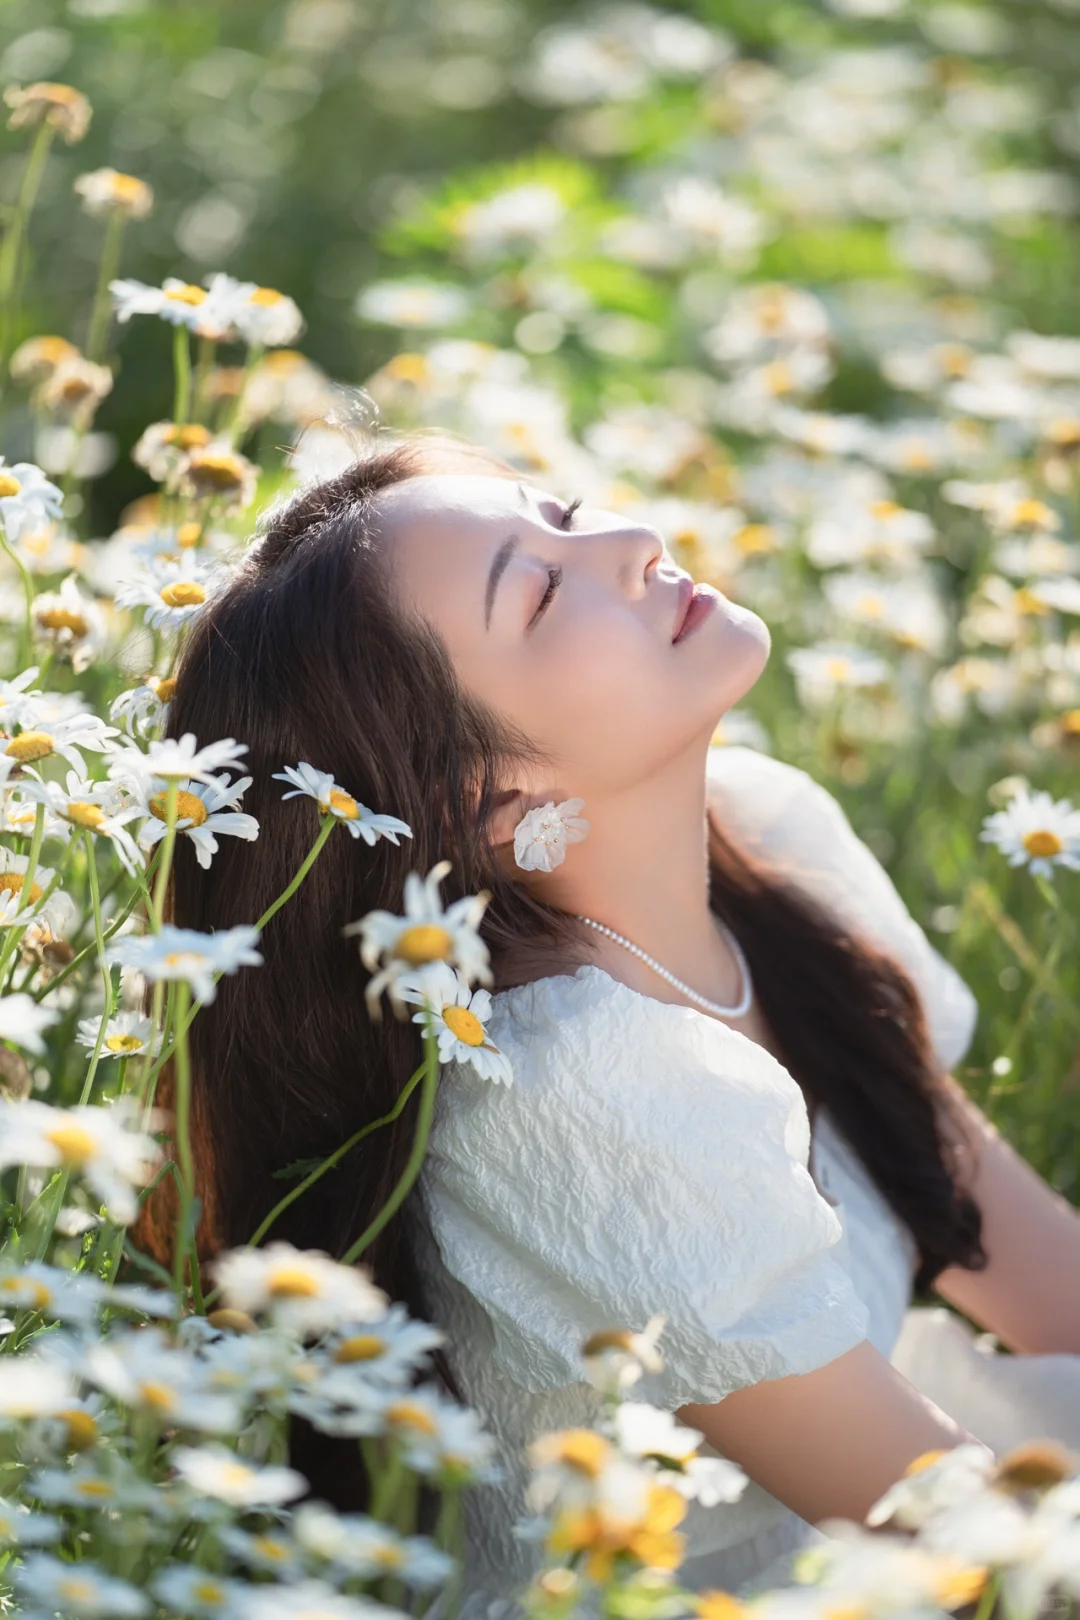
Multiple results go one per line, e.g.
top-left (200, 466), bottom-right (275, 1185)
top-left (485, 536), bottom-right (518, 630)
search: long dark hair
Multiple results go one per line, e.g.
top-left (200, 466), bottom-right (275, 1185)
top-left (136, 430), bottom-right (983, 1498)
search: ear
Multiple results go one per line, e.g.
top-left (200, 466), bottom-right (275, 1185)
top-left (487, 786), bottom-right (527, 853)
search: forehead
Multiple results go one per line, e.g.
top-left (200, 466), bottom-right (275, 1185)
top-left (374, 471), bottom-right (524, 534)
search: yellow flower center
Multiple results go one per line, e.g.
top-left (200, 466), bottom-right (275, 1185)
top-left (37, 606), bottom-right (89, 636)
top-left (385, 1400), bottom-right (439, 1436)
top-left (550, 1430), bottom-right (611, 1478)
top-left (166, 284), bottom-right (207, 306)
top-left (110, 173), bottom-right (144, 202)
top-left (163, 950), bottom-right (206, 970)
top-left (327, 788), bottom-right (359, 819)
top-left (74, 1478), bottom-right (113, 1499)
top-left (1010, 498), bottom-right (1055, 529)
top-left (0, 473), bottom-right (23, 498)
top-left (138, 1380), bottom-right (176, 1411)
top-left (901, 444), bottom-right (933, 470)
top-left (154, 677), bottom-right (178, 703)
top-left (267, 1267), bottom-right (321, 1298)
top-left (733, 523), bottom-right (776, 556)
top-left (333, 1333), bottom-right (386, 1363)
top-left (176, 520), bottom-right (203, 547)
top-left (0, 873), bottom-right (43, 905)
top-left (374, 1545), bottom-right (405, 1569)
top-left (206, 1307), bottom-right (258, 1333)
top-left (762, 360), bottom-right (794, 395)
top-left (824, 657), bottom-right (853, 683)
top-left (187, 452), bottom-right (247, 492)
top-left (1046, 417), bottom-right (1080, 449)
top-left (386, 352), bottom-right (430, 384)
top-left (1022, 829), bottom-right (1063, 859)
top-left (252, 1535), bottom-right (290, 1561)
top-left (1060, 709), bottom-right (1080, 737)
top-left (220, 1461), bottom-right (254, 1488)
top-left (59, 1408), bottom-right (98, 1451)
top-left (59, 1579), bottom-right (97, 1602)
top-left (396, 924), bottom-right (454, 965)
top-left (1, 1277), bottom-right (52, 1309)
top-left (149, 789), bottom-right (208, 826)
top-left (903, 1448), bottom-right (948, 1477)
top-left (251, 286), bottom-right (285, 306)
top-left (1015, 587), bottom-right (1050, 616)
top-left (44, 1122), bottom-right (97, 1166)
top-left (870, 499), bottom-right (903, 521)
top-left (159, 581), bottom-right (206, 609)
top-left (5, 730), bottom-right (53, 763)
top-left (105, 1032), bottom-right (145, 1054)
top-left (442, 1005), bottom-right (486, 1047)
top-left (67, 801), bottom-right (106, 831)
top-left (194, 1582), bottom-right (225, 1604)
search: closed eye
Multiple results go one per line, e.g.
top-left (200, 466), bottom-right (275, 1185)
top-left (528, 565), bottom-right (563, 629)
top-left (560, 497), bottom-right (583, 530)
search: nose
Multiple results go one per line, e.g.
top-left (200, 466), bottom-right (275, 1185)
top-left (610, 523), bottom-right (665, 600)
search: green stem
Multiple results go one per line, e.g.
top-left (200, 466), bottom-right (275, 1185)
top-left (172, 325), bottom-right (193, 428)
top-left (0, 523), bottom-right (38, 670)
top-left (34, 864), bottom-right (153, 1002)
top-left (972, 1573), bottom-right (999, 1620)
top-left (368, 1443), bottom-right (406, 1523)
top-left (149, 780), bottom-right (179, 929)
top-left (191, 335), bottom-right (216, 423)
top-left (75, 829), bottom-right (117, 1107)
top-left (223, 341), bottom-right (264, 446)
top-left (245, 1058), bottom-right (428, 1249)
top-left (256, 813), bottom-right (336, 932)
top-left (0, 122), bottom-right (56, 376)
top-left (85, 212), bottom-right (127, 363)
top-left (341, 1024), bottom-right (440, 1266)
top-left (171, 980), bottom-right (197, 1304)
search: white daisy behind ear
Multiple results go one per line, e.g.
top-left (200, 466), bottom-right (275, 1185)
top-left (273, 762), bottom-right (412, 845)
top-left (514, 796), bottom-right (589, 873)
top-left (397, 961), bottom-right (513, 1085)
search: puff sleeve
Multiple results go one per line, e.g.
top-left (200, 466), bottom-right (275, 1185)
top-left (420, 968), bottom-right (870, 1409)
top-left (706, 747), bottom-right (979, 1072)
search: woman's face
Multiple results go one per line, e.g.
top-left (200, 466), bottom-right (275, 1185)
top-left (377, 472), bottom-right (769, 798)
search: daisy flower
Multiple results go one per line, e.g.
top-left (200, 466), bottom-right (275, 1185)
top-left (1, 708), bottom-right (118, 774)
top-left (10, 336), bottom-right (80, 385)
top-left (170, 1444), bottom-right (306, 1508)
top-left (319, 1303), bottom-right (445, 1387)
top-left (396, 961), bottom-right (513, 1084)
top-left (581, 1313), bottom-right (667, 1395)
top-left (217, 1524), bottom-right (301, 1576)
top-left (28, 1461), bottom-right (164, 1514)
top-left (273, 762), bottom-right (412, 844)
top-left (113, 558), bottom-right (219, 634)
top-left (109, 277), bottom-right (238, 341)
top-left (31, 574), bottom-right (108, 673)
top-left (293, 1501), bottom-right (454, 1587)
top-left (0, 991), bottom-right (58, 1053)
top-left (150, 1566), bottom-right (247, 1618)
top-left (34, 357), bottom-right (113, 424)
top-left (613, 1402), bottom-right (748, 1508)
top-left (76, 1010), bottom-right (159, 1060)
top-left (131, 419), bottom-right (214, 482)
top-left (866, 1443), bottom-right (997, 1531)
top-left (131, 771), bottom-right (259, 870)
top-left (0, 460), bottom-right (64, 543)
top-left (179, 445), bottom-right (257, 512)
top-left (84, 1327), bottom-right (242, 1433)
top-left (109, 674), bottom-right (175, 740)
top-left (238, 1582), bottom-right (394, 1620)
top-left (786, 642), bottom-right (890, 709)
top-left (0, 1497), bottom-right (60, 1547)
top-left (0, 1095), bottom-right (161, 1224)
top-left (4, 82), bottom-right (92, 143)
top-left (0, 1358), bottom-right (75, 1422)
top-left (73, 167), bottom-right (153, 221)
top-left (104, 924), bottom-right (263, 1006)
top-left (107, 731), bottom-right (248, 789)
top-left (0, 1260), bottom-right (103, 1327)
top-left (14, 1555), bottom-right (148, 1618)
top-left (377, 1388), bottom-right (499, 1481)
top-left (210, 1242), bottom-right (388, 1338)
top-left (17, 768), bottom-right (144, 873)
top-left (0, 665), bottom-right (45, 727)
top-left (513, 796), bottom-right (589, 873)
top-left (344, 860), bottom-right (492, 1017)
top-left (981, 788), bottom-right (1080, 880)
top-left (218, 279), bottom-right (305, 348)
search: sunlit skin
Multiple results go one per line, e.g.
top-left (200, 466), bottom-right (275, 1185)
top-left (376, 470), bottom-right (1080, 1528)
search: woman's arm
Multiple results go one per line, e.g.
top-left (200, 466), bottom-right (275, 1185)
top-left (933, 1077), bottom-right (1080, 1354)
top-left (677, 1339), bottom-right (975, 1526)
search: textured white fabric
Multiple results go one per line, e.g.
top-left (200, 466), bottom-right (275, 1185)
top-left (413, 746), bottom-right (1076, 1612)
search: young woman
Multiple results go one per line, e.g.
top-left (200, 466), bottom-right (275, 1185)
top-left (153, 432), bottom-right (1080, 1603)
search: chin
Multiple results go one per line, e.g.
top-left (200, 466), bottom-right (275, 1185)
top-left (701, 594), bottom-right (771, 701)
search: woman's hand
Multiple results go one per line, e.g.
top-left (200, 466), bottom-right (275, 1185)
top-left (677, 1339), bottom-right (977, 1527)
top-left (934, 1077), bottom-right (1080, 1355)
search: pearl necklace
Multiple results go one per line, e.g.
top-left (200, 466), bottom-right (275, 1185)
top-left (576, 914), bottom-right (754, 1020)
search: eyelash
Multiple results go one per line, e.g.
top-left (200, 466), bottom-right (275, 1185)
top-left (528, 498), bottom-right (578, 628)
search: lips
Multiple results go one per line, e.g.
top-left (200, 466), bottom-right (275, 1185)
top-left (671, 576), bottom-right (694, 642)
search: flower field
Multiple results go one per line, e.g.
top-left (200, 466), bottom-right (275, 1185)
top-left (2, 0), bottom-right (1080, 1615)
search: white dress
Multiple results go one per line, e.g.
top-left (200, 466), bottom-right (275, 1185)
top-left (412, 747), bottom-right (1080, 1609)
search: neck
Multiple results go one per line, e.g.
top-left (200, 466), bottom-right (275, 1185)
top-left (537, 748), bottom-right (740, 1007)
